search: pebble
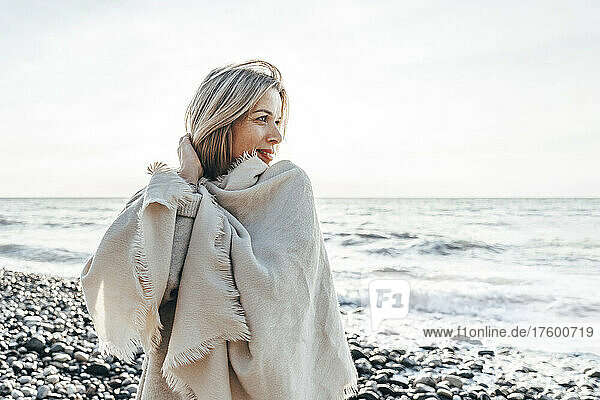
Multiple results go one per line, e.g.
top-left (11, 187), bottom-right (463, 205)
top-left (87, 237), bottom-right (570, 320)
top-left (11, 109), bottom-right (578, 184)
top-left (37, 385), bottom-right (51, 398)
top-left (21, 386), bottom-right (36, 396)
top-left (443, 374), bottom-right (464, 389)
top-left (74, 351), bottom-right (89, 362)
top-left (23, 315), bottom-right (42, 326)
top-left (24, 336), bottom-right (46, 353)
top-left (17, 376), bottom-right (31, 384)
top-left (414, 375), bottom-right (437, 388)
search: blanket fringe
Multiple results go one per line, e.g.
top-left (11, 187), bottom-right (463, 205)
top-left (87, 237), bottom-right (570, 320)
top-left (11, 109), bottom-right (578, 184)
top-left (97, 336), bottom-right (141, 365)
top-left (213, 149), bottom-right (259, 185)
top-left (129, 161), bottom-right (196, 355)
top-left (132, 203), bottom-right (164, 353)
top-left (212, 199), bottom-right (252, 336)
top-left (162, 369), bottom-right (197, 400)
top-left (146, 160), bottom-right (173, 175)
top-left (336, 379), bottom-right (359, 400)
top-left (146, 160), bottom-right (196, 211)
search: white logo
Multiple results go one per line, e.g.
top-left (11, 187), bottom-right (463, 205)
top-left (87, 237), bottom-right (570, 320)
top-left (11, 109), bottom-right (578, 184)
top-left (368, 279), bottom-right (410, 332)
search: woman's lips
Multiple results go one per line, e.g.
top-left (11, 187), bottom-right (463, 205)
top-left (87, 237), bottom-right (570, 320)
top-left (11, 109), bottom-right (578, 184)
top-left (257, 149), bottom-right (273, 163)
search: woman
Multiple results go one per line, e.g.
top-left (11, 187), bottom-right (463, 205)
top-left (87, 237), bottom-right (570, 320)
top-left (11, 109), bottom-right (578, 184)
top-left (177, 60), bottom-right (287, 184)
top-left (80, 60), bottom-right (358, 400)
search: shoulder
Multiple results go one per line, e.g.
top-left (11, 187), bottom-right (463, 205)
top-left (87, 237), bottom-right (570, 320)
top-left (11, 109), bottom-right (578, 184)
top-left (260, 159), bottom-right (315, 200)
top-left (265, 159), bottom-right (312, 185)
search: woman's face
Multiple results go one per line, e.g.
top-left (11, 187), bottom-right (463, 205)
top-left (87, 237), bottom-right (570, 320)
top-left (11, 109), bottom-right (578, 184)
top-left (231, 87), bottom-right (283, 165)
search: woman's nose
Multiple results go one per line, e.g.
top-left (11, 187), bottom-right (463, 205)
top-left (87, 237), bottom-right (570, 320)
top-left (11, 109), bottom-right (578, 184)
top-left (267, 123), bottom-right (282, 144)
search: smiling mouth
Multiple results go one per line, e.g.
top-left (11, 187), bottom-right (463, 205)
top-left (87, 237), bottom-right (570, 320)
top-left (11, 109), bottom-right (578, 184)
top-left (256, 149), bottom-right (273, 163)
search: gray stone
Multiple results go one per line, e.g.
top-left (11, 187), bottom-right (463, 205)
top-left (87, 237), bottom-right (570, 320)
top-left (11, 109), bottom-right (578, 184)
top-left (400, 357), bottom-right (418, 368)
top-left (24, 336), bottom-right (46, 353)
top-left (23, 315), bottom-right (43, 326)
top-left (11, 389), bottom-right (24, 399)
top-left (42, 365), bottom-right (58, 376)
top-left (414, 375), bottom-right (436, 388)
top-left (416, 383), bottom-right (436, 393)
top-left (442, 375), bottom-right (463, 389)
top-left (11, 360), bottom-right (24, 372)
top-left (0, 382), bottom-right (13, 395)
top-left (52, 353), bottom-right (70, 362)
top-left (369, 354), bottom-right (388, 365)
top-left (124, 384), bottom-right (137, 394)
top-left (66, 384), bottom-right (76, 395)
top-left (48, 343), bottom-right (66, 354)
top-left (21, 387), bottom-right (36, 397)
top-left (73, 351), bottom-right (89, 362)
top-left (355, 358), bottom-right (373, 375)
top-left (36, 385), bottom-right (51, 399)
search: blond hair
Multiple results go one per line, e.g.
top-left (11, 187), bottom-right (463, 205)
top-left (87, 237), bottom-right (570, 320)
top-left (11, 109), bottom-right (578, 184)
top-left (184, 60), bottom-right (289, 180)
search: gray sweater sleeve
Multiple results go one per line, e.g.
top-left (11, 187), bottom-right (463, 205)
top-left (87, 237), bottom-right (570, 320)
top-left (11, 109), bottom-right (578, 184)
top-left (160, 191), bottom-right (202, 306)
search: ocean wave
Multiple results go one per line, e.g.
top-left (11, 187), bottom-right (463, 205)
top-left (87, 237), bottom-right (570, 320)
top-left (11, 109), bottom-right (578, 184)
top-left (371, 267), bottom-right (524, 286)
top-left (528, 238), bottom-right (600, 249)
top-left (41, 221), bottom-right (100, 228)
top-left (86, 207), bottom-right (120, 212)
top-left (0, 244), bottom-right (89, 264)
top-left (372, 266), bottom-right (415, 274)
top-left (341, 238), bottom-right (365, 246)
top-left (363, 239), bottom-right (504, 258)
top-left (356, 233), bottom-right (388, 240)
top-left (465, 221), bottom-right (511, 227)
top-left (546, 300), bottom-right (600, 318)
top-left (337, 232), bottom-right (391, 246)
top-left (337, 293), bottom-right (363, 307)
top-left (390, 232), bottom-right (418, 239)
top-left (332, 231), bottom-right (418, 243)
top-left (333, 232), bottom-right (352, 237)
top-left (366, 247), bottom-right (402, 257)
top-left (411, 239), bottom-right (504, 256)
top-left (407, 286), bottom-right (551, 320)
top-left (0, 217), bottom-right (23, 226)
top-left (335, 283), bottom-right (564, 321)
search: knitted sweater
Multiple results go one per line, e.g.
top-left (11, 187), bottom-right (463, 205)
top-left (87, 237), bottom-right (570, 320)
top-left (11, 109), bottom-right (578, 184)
top-left (120, 184), bottom-right (202, 399)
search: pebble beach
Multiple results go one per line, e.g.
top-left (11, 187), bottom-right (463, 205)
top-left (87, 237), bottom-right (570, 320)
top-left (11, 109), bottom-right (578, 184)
top-left (1, 267), bottom-right (599, 400)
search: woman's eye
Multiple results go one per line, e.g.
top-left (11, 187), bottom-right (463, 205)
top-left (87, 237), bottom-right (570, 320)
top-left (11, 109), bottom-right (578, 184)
top-left (257, 115), bottom-right (268, 122)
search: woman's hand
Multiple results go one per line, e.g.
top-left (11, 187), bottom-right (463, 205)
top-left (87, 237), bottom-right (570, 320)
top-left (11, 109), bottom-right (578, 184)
top-left (177, 134), bottom-right (204, 185)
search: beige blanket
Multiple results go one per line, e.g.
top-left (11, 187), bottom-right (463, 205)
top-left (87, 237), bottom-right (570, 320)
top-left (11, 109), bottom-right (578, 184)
top-left (80, 152), bottom-right (358, 400)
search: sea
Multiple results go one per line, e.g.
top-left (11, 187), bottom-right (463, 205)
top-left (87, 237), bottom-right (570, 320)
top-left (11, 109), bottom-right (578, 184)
top-left (1, 197), bottom-right (599, 359)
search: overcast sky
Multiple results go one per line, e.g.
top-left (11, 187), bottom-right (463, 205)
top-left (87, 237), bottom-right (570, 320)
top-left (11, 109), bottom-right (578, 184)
top-left (1, 0), bottom-right (599, 197)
